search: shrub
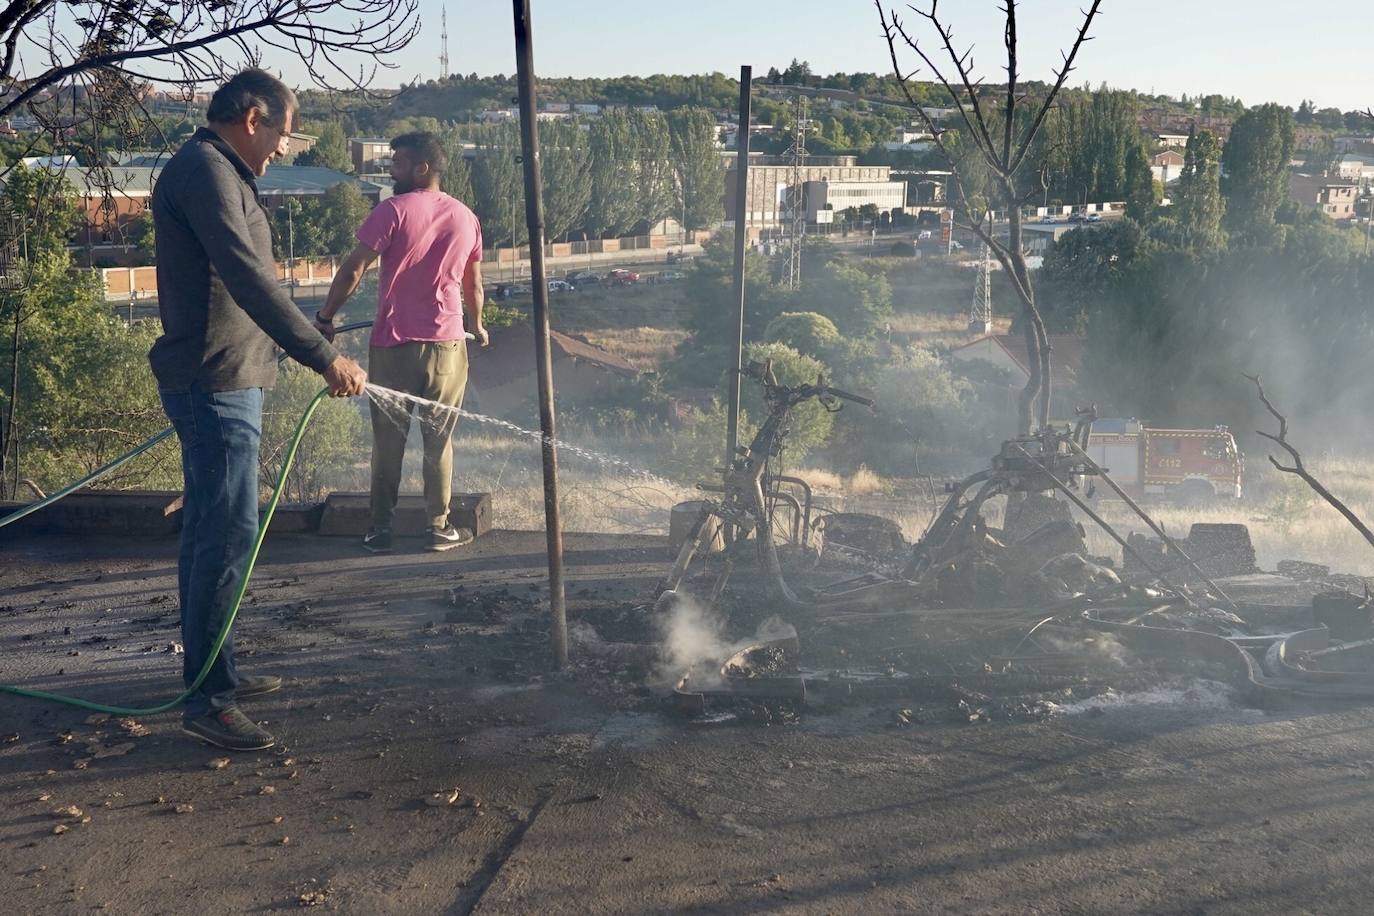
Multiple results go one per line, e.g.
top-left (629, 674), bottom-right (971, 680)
top-left (764, 311), bottom-right (840, 357)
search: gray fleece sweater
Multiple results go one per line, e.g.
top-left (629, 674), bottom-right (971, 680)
top-left (148, 128), bottom-right (338, 392)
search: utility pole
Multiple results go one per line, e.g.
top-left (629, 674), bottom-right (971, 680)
top-left (512, 0), bottom-right (568, 668)
top-left (286, 201), bottom-right (296, 302)
top-left (784, 94), bottom-right (809, 291)
top-left (725, 65), bottom-right (752, 467)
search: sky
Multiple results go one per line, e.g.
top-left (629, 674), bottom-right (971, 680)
top-left (277, 0), bottom-right (1373, 113)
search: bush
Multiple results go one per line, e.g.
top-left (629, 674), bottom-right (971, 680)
top-left (890, 240), bottom-right (917, 257)
top-left (764, 311), bottom-right (840, 357)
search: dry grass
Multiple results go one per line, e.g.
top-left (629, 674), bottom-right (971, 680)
top-left (847, 466), bottom-right (885, 496)
top-left (577, 327), bottom-right (691, 371)
top-left (322, 409), bottom-right (1374, 578)
top-left (887, 311), bottom-right (1013, 349)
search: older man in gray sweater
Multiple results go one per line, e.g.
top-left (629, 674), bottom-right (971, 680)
top-left (149, 69), bottom-right (366, 751)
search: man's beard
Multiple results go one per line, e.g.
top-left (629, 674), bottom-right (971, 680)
top-left (393, 174), bottom-right (414, 194)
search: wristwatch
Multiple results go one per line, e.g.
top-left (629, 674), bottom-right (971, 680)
top-left (315, 311), bottom-right (333, 324)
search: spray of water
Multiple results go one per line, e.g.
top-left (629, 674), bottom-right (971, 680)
top-left (364, 383), bottom-right (685, 491)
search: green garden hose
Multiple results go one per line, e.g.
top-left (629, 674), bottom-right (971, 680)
top-left (0, 387), bottom-right (331, 714)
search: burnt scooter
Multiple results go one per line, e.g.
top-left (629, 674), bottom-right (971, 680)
top-left (656, 359), bottom-right (873, 610)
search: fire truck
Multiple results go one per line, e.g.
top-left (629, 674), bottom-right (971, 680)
top-left (1085, 418), bottom-right (1243, 501)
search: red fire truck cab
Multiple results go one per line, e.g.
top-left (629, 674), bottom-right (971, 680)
top-left (1085, 419), bottom-right (1242, 501)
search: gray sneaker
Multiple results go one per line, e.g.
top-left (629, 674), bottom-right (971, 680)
top-left (427, 524), bottom-right (475, 552)
top-left (183, 706), bottom-right (275, 751)
top-left (362, 527), bottom-right (393, 554)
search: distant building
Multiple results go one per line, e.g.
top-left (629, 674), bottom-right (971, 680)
top-left (20, 154), bottom-right (78, 170)
top-left (1139, 108), bottom-right (1233, 142)
top-left (1151, 149), bottom-right (1186, 185)
top-left (1290, 172), bottom-right (1358, 221)
top-left (724, 155), bottom-right (900, 231)
top-left (800, 178), bottom-right (907, 221)
top-left (6, 164), bottom-right (386, 248)
top-left (1335, 154), bottom-right (1374, 185)
top-left (572, 103), bottom-right (600, 115)
top-left (1318, 182), bottom-right (1358, 221)
top-left (477, 108), bottom-right (519, 123)
top-left (1156, 133), bottom-right (1190, 148)
top-left (350, 137), bottom-right (391, 175)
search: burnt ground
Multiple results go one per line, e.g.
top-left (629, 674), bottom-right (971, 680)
top-left (3, 529), bottom-right (1374, 914)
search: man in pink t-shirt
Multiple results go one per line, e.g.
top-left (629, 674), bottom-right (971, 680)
top-left (315, 132), bottom-right (487, 553)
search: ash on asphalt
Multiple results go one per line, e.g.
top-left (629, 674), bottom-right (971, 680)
top-left (5, 530), bottom-right (1374, 914)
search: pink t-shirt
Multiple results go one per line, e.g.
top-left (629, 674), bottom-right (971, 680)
top-left (356, 189), bottom-right (483, 347)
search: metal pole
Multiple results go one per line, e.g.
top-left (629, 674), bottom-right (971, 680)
top-left (287, 202), bottom-right (295, 302)
top-left (512, 0), bottom-right (568, 668)
top-left (725, 65), bottom-right (752, 465)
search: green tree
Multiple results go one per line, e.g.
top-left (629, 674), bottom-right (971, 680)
top-left (296, 121), bottom-right (353, 173)
top-left (1048, 89), bottom-right (1141, 204)
top-left (1123, 142), bottom-right (1160, 223)
top-left (667, 107), bottom-right (724, 232)
top-left (792, 261), bottom-right (893, 339)
top-left (629, 109), bottom-right (674, 232)
top-left (538, 120), bottom-right (591, 242)
top-left (1221, 103), bottom-right (1296, 241)
top-left (438, 128), bottom-right (476, 203)
top-left (469, 123), bottom-right (527, 247)
top-left (1303, 135), bottom-right (1339, 175)
top-left (781, 59), bottom-right (813, 85)
top-left (126, 210), bottom-right (157, 265)
top-left (1171, 126), bottom-right (1225, 249)
top-left (586, 110), bottom-right (638, 237)
top-left (316, 182), bottom-right (372, 256)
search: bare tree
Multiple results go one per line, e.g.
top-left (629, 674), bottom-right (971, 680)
top-left (0, 0), bottom-right (419, 122)
top-left (1246, 374), bottom-right (1374, 552)
top-left (876, 0), bottom-right (1103, 434)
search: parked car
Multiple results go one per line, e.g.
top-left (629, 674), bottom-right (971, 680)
top-left (666, 252), bottom-right (696, 265)
top-left (1086, 213), bottom-right (1105, 223)
top-left (547, 279), bottom-right (575, 293)
top-left (565, 270), bottom-right (602, 289)
top-left (649, 270), bottom-right (686, 285)
top-left (1068, 212), bottom-right (1086, 223)
top-left (606, 268), bottom-right (640, 287)
top-left (1038, 215), bottom-right (1060, 224)
top-left (492, 283), bottom-right (532, 300)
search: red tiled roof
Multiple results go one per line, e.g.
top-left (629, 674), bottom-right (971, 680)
top-left (951, 333), bottom-right (1084, 388)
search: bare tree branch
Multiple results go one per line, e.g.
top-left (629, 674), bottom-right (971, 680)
top-left (0, 0), bottom-right (420, 121)
top-left (1246, 373), bottom-right (1374, 552)
top-left (877, 0), bottom-right (1101, 433)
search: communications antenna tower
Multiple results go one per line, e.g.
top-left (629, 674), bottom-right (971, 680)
top-left (968, 242), bottom-right (993, 334)
top-left (784, 95), bottom-right (810, 290)
top-left (440, 8), bottom-right (450, 80)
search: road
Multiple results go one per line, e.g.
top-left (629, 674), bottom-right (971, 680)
top-left (4, 530), bottom-right (1374, 913)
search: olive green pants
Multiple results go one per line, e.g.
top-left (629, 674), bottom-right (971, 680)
top-left (367, 340), bottom-right (468, 530)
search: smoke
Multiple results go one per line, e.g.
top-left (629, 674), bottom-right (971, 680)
top-left (651, 589), bottom-right (798, 689)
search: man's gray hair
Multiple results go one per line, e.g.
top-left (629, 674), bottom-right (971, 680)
top-left (206, 69), bottom-right (298, 128)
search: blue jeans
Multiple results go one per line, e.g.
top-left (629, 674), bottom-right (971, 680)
top-left (159, 385), bottom-right (263, 720)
